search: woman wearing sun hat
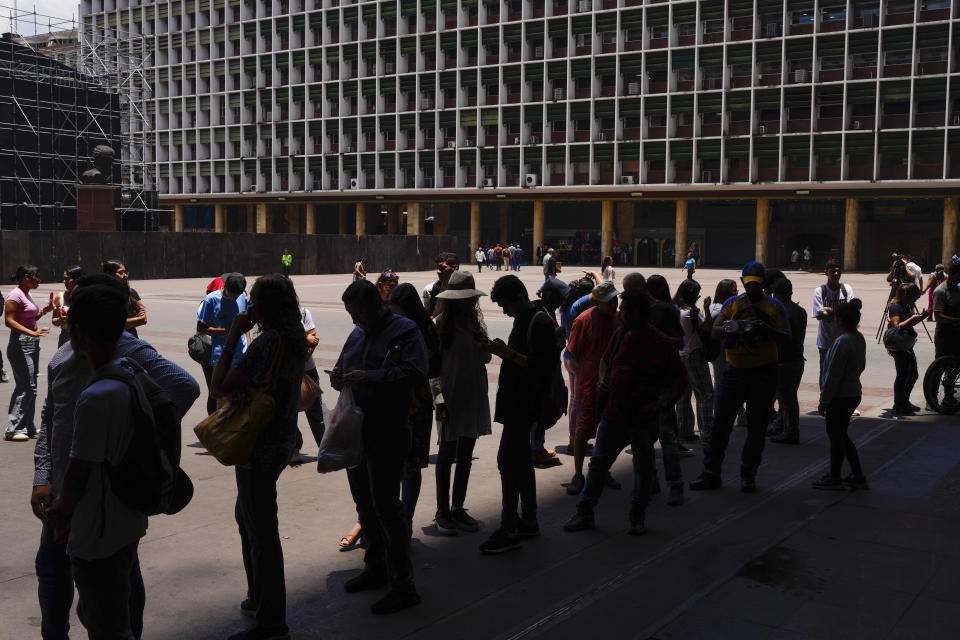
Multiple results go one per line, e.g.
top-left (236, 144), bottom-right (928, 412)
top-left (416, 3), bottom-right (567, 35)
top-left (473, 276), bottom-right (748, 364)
top-left (431, 271), bottom-right (492, 535)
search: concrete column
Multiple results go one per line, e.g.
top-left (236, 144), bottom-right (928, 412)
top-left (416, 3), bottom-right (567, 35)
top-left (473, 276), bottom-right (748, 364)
top-left (601, 200), bottom-right (614, 261)
top-left (256, 202), bottom-right (269, 234)
top-left (173, 204), bottom-right (184, 232)
top-left (214, 204), bottom-right (226, 233)
top-left (305, 203), bottom-right (316, 234)
top-left (944, 197), bottom-right (959, 267)
top-left (470, 201), bottom-right (482, 252)
top-left (355, 203), bottom-right (366, 237)
top-left (616, 202), bottom-right (634, 253)
top-left (498, 203), bottom-right (510, 244)
top-left (407, 202), bottom-right (424, 236)
top-left (843, 198), bottom-right (859, 271)
top-left (246, 205), bottom-right (255, 233)
top-left (755, 198), bottom-right (770, 265)
top-left (533, 200), bottom-right (545, 256)
top-left (285, 204), bottom-right (301, 234)
top-left (386, 204), bottom-right (398, 235)
top-left (433, 203), bottom-right (451, 236)
top-left (674, 199), bottom-right (688, 268)
top-left (338, 204), bottom-right (349, 234)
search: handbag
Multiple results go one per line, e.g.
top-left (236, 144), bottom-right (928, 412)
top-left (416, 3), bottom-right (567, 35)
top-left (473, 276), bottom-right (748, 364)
top-left (187, 332), bottom-right (212, 364)
top-left (883, 326), bottom-right (917, 352)
top-left (193, 334), bottom-right (283, 466)
top-left (299, 373), bottom-right (320, 411)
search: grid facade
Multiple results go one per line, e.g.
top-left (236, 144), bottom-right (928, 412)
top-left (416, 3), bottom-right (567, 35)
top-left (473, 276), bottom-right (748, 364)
top-left (82, 0), bottom-right (960, 198)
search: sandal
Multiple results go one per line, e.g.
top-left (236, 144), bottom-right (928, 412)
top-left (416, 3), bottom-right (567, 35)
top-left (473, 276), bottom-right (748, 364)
top-left (338, 525), bottom-right (363, 551)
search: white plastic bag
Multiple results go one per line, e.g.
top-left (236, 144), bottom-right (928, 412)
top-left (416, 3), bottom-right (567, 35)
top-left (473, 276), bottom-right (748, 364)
top-left (316, 388), bottom-right (364, 473)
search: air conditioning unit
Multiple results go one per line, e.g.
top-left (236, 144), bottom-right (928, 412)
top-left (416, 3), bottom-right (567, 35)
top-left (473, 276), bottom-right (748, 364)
top-left (553, 87), bottom-right (565, 100)
top-left (423, 177), bottom-right (434, 188)
top-left (514, 136), bottom-right (521, 144)
top-left (765, 22), bottom-right (778, 37)
top-left (384, 62), bottom-right (394, 73)
top-left (851, 120), bottom-right (862, 129)
top-left (701, 170), bottom-right (714, 182)
top-left (578, 0), bottom-right (591, 12)
top-left (483, 177), bottom-right (495, 187)
top-left (627, 81), bottom-right (640, 95)
top-left (447, 141), bottom-right (457, 148)
top-left (534, 46), bottom-right (544, 57)
top-left (422, 97), bottom-right (433, 108)
top-left (863, 13), bottom-right (876, 28)
top-left (344, 145), bottom-right (353, 152)
top-left (465, 138), bottom-right (473, 146)
top-left (707, 77), bottom-right (721, 90)
top-left (524, 173), bottom-right (538, 187)
top-left (620, 175), bottom-right (635, 185)
top-left (575, 34), bottom-right (588, 47)
top-left (529, 135), bottom-right (538, 144)
top-left (758, 125), bottom-right (768, 134)
top-left (794, 68), bottom-right (809, 83)
top-left (349, 178), bottom-right (359, 189)
top-left (597, 132), bottom-right (606, 141)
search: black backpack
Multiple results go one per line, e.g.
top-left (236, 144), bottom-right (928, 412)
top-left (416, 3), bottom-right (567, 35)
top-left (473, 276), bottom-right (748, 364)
top-left (90, 358), bottom-right (194, 516)
top-left (526, 311), bottom-right (568, 430)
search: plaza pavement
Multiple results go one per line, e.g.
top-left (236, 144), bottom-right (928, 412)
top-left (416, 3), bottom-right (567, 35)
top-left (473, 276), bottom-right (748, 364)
top-left (0, 265), bottom-right (957, 639)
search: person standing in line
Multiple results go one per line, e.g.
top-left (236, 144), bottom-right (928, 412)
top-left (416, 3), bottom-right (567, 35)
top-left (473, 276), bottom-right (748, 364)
top-left (290, 304), bottom-right (327, 466)
top-left (51, 265), bottom-right (85, 349)
top-left (922, 264), bottom-right (947, 320)
top-left (601, 256), bottom-right (616, 284)
top-left (690, 262), bottom-right (790, 494)
top-left (375, 269), bottom-right (399, 302)
top-left (102, 260), bottom-right (147, 338)
top-left (563, 290), bottom-right (687, 535)
top-left (494, 244), bottom-right (503, 271)
top-left (331, 280), bottom-right (427, 614)
top-left (767, 278), bottom-right (808, 444)
top-left (422, 252), bottom-right (459, 318)
top-left (885, 283), bottom-right (923, 416)
top-left (475, 247), bottom-right (485, 273)
top-left (212, 275), bottom-right (307, 639)
top-left (812, 261), bottom-right (854, 382)
top-left (32, 274), bottom-right (199, 640)
top-left (813, 299), bottom-right (868, 490)
top-left (431, 272), bottom-right (491, 535)
top-left (4, 265), bottom-right (53, 441)
top-left (682, 252), bottom-right (696, 280)
top-left (281, 249), bottom-right (293, 278)
top-left (196, 273), bottom-right (248, 415)
top-left (543, 248), bottom-right (557, 280)
top-left (932, 261), bottom-right (960, 359)
top-left (803, 246), bottom-right (812, 272)
top-left (791, 249), bottom-right (800, 270)
top-left (673, 280), bottom-right (714, 445)
top-left (514, 244), bottom-right (523, 271)
top-left (559, 278), bottom-right (596, 453)
top-left (504, 244), bottom-right (514, 271)
top-left (353, 257), bottom-right (368, 282)
top-left (479, 275), bottom-right (560, 554)
top-left (564, 283), bottom-right (621, 496)
top-left (41, 283), bottom-right (147, 640)
top-left (708, 279), bottom-right (747, 430)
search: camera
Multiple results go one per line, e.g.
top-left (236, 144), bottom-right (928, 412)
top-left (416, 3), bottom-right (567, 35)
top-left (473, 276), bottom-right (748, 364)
top-left (722, 319), bottom-right (764, 345)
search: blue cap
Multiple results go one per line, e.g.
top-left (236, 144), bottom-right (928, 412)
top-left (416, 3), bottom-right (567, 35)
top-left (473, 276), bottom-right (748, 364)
top-left (741, 262), bottom-right (766, 284)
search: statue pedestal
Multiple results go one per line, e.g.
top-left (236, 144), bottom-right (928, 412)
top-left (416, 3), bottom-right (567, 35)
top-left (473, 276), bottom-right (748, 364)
top-left (76, 184), bottom-right (117, 231)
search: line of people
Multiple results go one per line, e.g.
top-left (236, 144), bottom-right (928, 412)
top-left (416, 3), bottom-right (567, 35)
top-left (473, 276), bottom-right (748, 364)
top-left (475, 243), bottom-right (524, 272)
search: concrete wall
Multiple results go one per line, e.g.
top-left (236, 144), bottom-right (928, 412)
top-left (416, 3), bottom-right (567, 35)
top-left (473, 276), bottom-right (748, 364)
top-left (0, 231), bottom-right (458, 280)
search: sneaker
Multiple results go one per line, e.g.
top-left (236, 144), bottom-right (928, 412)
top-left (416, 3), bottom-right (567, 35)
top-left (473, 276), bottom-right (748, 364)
top-left (517, 520), bottom-right (541, 538)
top-left (563, 506), bottom-right (595, 532)
top-left (227, 626), bottom-right (290, 640)
top-left (770, 433), bottom-right (799, 444)
top-left (907, 402), bottom-right (922, 413)
top-left (434, 510), bottom-right (459, 535)
top-left (344, 570), bottom-right (388, 593)
top-left (628, 503), bottom-right (646, 536)
top-left (451, 507), bottom-right (480, 532)
top-left (566, 473), bottom-right (585, 495)
top-left (532, 452), bottom-right (562, 467)
top-left (3, 432), bottom-right (28, 442)
top-left (677, 444), bottom-right (696, 458)
top-left (240, 598), bottom-right (256, 618)
top-left (667, 482), bottom-right (684, 506)
top-left (371, 588), bottom-right (421, 615)
top-left (480, 529), bottom-right (522, 554)
top-left (812, 474), bottom-right (844, 491)
top-left (689, 471), bottom-right (721, 491)
top-left (843, 474), bottom-right (869, 490)
top-left (852, 409), bottom-right (861, 417)
top-left (0, 370), bottom-right (8, 383)
top-left (604, 472), bottom-right (621, 490)
top-left (740, 477), bottom-right (757, 493)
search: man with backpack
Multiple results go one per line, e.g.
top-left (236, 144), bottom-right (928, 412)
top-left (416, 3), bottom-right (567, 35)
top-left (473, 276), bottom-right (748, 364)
top-left (480, 275), bottom-right (562, 554)
top-left (494, 244), bottom-right (503, 271)
top-left (31, 275), bottom-right (199, 640)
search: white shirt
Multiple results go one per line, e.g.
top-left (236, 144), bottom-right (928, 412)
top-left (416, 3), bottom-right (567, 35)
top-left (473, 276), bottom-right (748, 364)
top-left (601, 266), bottom-right (616, 283)
top-left (67, 370), bottom-right (147, 560)
top-left (812, 282), bottom-right (854, 349)
top-left (678, 306), bottom-right (704, 356)
top-left (905, 261), bottom-right (923, 288)
top-left (475, 250), bottom-right (484, 263)
top-left (300, 307), bottom-right (317, 371)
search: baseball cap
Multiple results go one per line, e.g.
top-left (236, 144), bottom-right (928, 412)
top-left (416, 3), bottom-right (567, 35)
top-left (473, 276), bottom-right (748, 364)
top-left (591, 281), bottom-right (619, 302)
top-left (741, 262), bottom-right (766, 285)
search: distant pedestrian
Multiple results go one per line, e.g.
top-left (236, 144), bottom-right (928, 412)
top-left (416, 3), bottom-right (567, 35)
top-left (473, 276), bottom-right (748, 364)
top-left (103, 260), bottom-right (146, 338)
top-left (813, 299), bottom-right (868, 491)
top-left (51, 265), bottom-right (85, 348)
top-left (494, 245), bottom-right (503, 271)
top-left (601, 256), bottom-right (616, 284)
top-left (682, 252), bottom-right (696, 280)
top-left (423, 252), bottom-right (460, 318)
top-left (803, 246), bottom-right (812, 272)
top-left (486, 246), bottom-right (495, 270)
top-left (281, 249), bottom-right (293, 278)
top-left (353, 257), bottom-right (368, 282)
top-left (768, 278), bottom-right (808, 443)
top-left (513, 245), bottom-right (523, 271)
top-left (791, 249), bottom-right (800, 270)
top-left (196, 273), bottom-right (248, 415)
top-left (475, 247), bottom-right (485, 273)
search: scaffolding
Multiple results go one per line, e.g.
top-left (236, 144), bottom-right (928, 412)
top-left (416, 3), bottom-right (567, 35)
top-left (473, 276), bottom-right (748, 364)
top-left (0, 3), bottom-right (161, 230)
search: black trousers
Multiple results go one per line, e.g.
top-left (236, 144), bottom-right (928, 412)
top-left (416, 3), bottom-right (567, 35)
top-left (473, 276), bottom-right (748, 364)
top-left (71, 541), bottom-right (140, 640)
top-left (497, 420), bottom-right (538, 532)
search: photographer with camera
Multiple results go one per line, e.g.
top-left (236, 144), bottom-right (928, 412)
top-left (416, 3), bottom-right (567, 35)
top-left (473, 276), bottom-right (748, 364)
top-left (887, 253), bottom-right (923, 290)
top-left (813, 261), bottom-right (855, 384)
top-left (689, 262), bottom-right (790, 494)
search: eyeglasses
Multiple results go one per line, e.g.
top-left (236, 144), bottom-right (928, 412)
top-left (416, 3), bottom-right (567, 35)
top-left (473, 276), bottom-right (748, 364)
top-left (115, 269), bottom-right (128, 276)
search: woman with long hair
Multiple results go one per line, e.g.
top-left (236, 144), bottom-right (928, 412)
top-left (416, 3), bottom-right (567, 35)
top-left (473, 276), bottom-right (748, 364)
top-left (922, 264), bottom-right (946, 320)
top-left (432, 272), bottom-right (491, 534)
top-left (51, 265), bottom-right (85, 348)
top-left (102, 259), bottom-right (146, 337)
top-left (673, 279), bottom-right (714, 442)
top-left (211, 274), bottom-right (307, 640)
top-left (600, 255), bottom-right (615, 284)
top-left (388, 283), bottom-right (441, 536)
top-left (376, 269), bottom-right (399, 302)
top-left (559, 277), bottom-right (598, 452)
top-left (886, 283), bottom-right (923, 416)
top-left (814, 299), bottom-right (868, 491)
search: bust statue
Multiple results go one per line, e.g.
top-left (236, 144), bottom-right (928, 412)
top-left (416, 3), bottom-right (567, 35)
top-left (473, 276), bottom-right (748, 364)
top-left (80, 145), bottom-right (115, 185)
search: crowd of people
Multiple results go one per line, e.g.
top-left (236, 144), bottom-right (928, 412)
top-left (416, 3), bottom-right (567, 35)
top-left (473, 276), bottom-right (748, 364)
top-left (6, 249), bottom-right (960, 640)
top-left (474, 243), bottom-right (525, 272)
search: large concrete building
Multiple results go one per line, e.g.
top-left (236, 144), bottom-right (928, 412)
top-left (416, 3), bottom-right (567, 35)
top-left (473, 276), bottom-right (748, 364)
top-left (81, 0), bottom-right (960, 269)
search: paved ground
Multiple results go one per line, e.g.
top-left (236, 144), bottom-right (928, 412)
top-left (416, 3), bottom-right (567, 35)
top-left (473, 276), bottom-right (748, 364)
top-left (0, 265), bottom-right (956, 640)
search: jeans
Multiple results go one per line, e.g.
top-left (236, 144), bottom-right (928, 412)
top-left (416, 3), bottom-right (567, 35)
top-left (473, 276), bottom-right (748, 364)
top-left (825, 396), bottom-right (863, 479)
top-left (677, 348), bottom-right (714, 441)
top-left (891, 349), bottom-right (919, 409)
top-left (201, 358), bottom-right (217, 415)
top-left (498, 421), bottom-right (538, 532)
top-left (436, 436), bottom-right (477, 512)
top-left (773, 358), bottom-right (805, 438)
top-left (235, 444), bottom-right (291, 629)
top-left (655, 407), bottom-right (683, 483)
top-left (703, 363), bottom-right (778, 480)
top-left (818, 347), bottom-right (828, 387)
top-left (580, 419), bottom-right (657, 509)
top-left (282, 265), bottom-right (290, 278)
top-left (37, 523), bottom-right (145, 640)
top-left (6, 333), bottom-right (40, 436)
top-left (71, 541), bottom-right (142, 640)
top-left (346, 428), bottom-right (414, 591)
